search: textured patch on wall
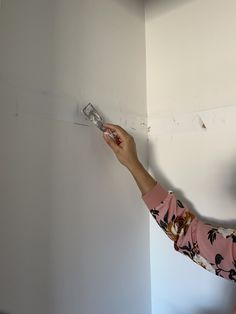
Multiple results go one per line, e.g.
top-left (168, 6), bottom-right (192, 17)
top-left (148, 105), bottom-right (236, 137)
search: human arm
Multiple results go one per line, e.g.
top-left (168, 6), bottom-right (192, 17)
top-left (103, 123), bottom-right (157, 195)
top-left (103, 123), bottom-right (236, 282)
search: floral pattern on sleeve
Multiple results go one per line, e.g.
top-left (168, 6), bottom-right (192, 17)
top-left (148, 192), bottom-right (236, 283)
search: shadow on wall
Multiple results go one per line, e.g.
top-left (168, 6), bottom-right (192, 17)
top-left (148, 141), bottom-right (236, 314)
top-left (114, 0), bottom-right (199, 19)
top-left (198, 281), bottom-right (236, 313)
top-left (226, 165), bottom-right (236, 208)
top-left (148, 141), bottom-right (236, 228)
top-left (112, 0), bottom-right (145, 19)
top-left (145, 0), bottom-right (199, 19)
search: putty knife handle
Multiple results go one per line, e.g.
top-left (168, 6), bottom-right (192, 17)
top-left (104, 129), bottom-right (121, 145)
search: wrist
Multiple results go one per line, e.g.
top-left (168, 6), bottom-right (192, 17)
top-left (126, 159), bottom-right (157, 196)
top-left (126, 159), bottom-right (143, 173)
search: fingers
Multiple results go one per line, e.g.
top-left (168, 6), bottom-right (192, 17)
top-left (103, 132), bottom-right (120, 153)
top-left (103, 123), bottom-right (130, 139)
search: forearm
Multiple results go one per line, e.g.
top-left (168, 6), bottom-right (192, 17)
top-left (142, 182), bottom-right (236, 283)
top-left (127, 160), bottom-right (157, 196)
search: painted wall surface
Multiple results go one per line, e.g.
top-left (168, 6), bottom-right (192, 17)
top-left (0, 1), bottom-right (151, 314)
top-left (145, 0), bottom-right (236, 313)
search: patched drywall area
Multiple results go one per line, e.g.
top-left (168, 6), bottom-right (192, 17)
top-left (145, 0), bottom-right (236, 313)
top-left (2, 0), bottom-right (236, 313)
top-left (0, 1), bottom-right (151, 314)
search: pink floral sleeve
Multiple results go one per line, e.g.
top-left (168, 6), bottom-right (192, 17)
top-left (142, 183), bottom-right (236, 282)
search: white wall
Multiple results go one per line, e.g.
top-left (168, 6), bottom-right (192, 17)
top-left (2, 1), bottom-right (236, 313)
top-left (145, 0), bottom-right (236, 313)
top-left (0, 1), bottom-right (151, 314)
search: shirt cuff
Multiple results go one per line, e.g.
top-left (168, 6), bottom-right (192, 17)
top-left (142, 183), bottom-right (169, 209)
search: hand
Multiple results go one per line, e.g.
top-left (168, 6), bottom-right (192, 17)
top-left (103, 123), bottom-right (157, 195)
top-left (102, 123), bottom-right (140, 170)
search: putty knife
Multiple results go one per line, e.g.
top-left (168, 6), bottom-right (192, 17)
top-left (81, 103), bottom-right (120, 144)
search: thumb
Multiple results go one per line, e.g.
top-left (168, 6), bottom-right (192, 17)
top-left (103, 133), bottom-right (119, 153)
